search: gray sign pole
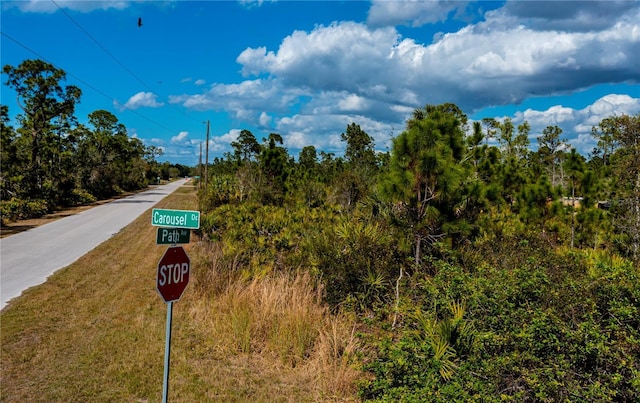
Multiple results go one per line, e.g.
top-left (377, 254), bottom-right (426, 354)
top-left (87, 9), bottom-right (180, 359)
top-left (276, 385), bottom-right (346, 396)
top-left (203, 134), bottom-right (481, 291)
top-left (162, 301), bottom-right (173, 403)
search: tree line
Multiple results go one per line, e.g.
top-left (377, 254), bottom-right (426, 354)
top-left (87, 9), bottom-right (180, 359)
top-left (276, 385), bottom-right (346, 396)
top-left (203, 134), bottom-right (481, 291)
top-left (201, 104), bottom-right (639, 263)
top-left (0, 59), bottom-right (188, 223)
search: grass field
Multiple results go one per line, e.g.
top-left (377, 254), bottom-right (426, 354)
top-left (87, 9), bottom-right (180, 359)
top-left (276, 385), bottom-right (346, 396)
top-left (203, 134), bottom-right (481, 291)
top-left (0, 183), bottom-right (360, 402)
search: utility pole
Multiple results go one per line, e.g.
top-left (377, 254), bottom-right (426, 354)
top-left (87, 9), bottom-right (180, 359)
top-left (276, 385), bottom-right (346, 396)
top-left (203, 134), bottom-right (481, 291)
top-left (198, 142), bottom-right (202, 189)
top-left (205, 120), bottom-right (210, 189)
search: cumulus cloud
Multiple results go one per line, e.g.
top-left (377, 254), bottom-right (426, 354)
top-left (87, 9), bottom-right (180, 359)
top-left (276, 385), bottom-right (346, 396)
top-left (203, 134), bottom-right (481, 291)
top-left (170, 78), bottom-right (306, 122)
top-left (275, 111), bottom-right (396, 155)
top-left (121, 92), bottom-right (164, 110)
top-left (4, 0), bottom-right (132, 13)
top-left (259, 112), bottom-right (272, 127)
top-left (510, 94), bottom-right (640, 154)
top-left (367, 0), bottom-right (471, 28)
top-left (234, 16), bottom-right (639, 116)
top-left (205, 129), bottom-right (243, 154)
top-left (194, 79), bottom-right (206, 86)
top-left (500, 0), bottom-right (640, 32)
top-left (171, 131), bottom-right (189, 143)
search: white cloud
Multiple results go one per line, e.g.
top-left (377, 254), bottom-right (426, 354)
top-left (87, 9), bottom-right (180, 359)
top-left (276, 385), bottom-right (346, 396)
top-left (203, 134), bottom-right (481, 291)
top-left (171, 131), bottom-right (189, 143)
top-left (259, 112), bottom-right (272, 127)
top-left (238, 0), bottom-right (272, 9)
top-left (501, 0), bottom-right (640, 32)
top-left (203, 129), bottom-right (242, 153)
top-left (170, 78), bottom-right (306, 122)
top-left (194, 79), bottom-right (206, 86)
top-left (4, 0), bottom-right (132, 13)
top-left (234, 15), bottom-right (639, 115)
top-left (121, 92), bottom-right (164, 110)
top-left (509, 94), bottom-right (640, 154)
top-left (367, 0), bottom-right (470, 28)
top-left (274, 111), bottom-right (396, 155)
top-left (338, 94), bottom-right (368, 112)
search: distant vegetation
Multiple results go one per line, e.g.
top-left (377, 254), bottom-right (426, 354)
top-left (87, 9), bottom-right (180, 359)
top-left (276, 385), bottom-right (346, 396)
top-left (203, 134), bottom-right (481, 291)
top-left (1, 59), bottom-right (191, 223)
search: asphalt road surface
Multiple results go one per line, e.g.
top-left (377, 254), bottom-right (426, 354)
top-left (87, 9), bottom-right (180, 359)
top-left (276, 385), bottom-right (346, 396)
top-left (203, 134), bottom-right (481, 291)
top-left (0, 178), bottom-right (189, 310)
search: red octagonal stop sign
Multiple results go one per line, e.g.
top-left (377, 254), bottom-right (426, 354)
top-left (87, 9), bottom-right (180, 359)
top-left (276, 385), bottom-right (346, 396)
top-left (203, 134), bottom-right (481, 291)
top-left (157, 246), bottom-right (190, 302)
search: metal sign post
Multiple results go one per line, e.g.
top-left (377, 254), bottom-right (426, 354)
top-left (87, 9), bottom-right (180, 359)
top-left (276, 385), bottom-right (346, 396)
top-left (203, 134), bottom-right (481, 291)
top-left (162, 300), bottom-right (173, 403)
top-left (157, 246), bottom-right (189, 402)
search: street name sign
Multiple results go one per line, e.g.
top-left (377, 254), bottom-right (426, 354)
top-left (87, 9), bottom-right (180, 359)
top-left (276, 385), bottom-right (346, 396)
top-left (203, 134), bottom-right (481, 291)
top-left (151, 208), bottom-right (200, 229)
top-left (156, 227), bottom-right (191, 245)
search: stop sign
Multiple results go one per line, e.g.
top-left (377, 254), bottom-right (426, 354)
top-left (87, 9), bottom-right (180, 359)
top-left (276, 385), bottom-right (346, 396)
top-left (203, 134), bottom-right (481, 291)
top-left (157, 246), bottom-right (190, 302)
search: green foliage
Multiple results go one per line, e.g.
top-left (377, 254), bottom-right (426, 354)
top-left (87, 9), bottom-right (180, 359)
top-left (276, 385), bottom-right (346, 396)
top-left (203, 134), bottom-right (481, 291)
top-left (199, 174), bottom-right (240, 210)
top-left (0, 198), bottom-right (49, 222)
top-left (2, 60), bottom-right (160, 210)
top-left (258, 133), bottom-right (290, 205)
top-left (379, 104), bottom-right (471, 264)
top-left (360, 300), bottom-right (479, 402)
top-left (313, 216), bottom-right (404, 309)
top-left (359, 237), bottom-right (640, 401)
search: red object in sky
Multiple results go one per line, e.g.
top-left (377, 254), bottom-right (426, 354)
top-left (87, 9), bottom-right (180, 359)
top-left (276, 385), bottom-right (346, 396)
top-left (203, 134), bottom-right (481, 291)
top-left (156, 246), bottom-right (190, 302)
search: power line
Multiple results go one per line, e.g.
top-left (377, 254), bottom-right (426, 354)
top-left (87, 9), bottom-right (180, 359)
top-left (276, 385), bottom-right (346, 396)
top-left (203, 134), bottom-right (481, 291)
top-left (50, 0), bottom-right (152, 93)
top-left (1, 31), bottom-right (182, 136)
top-left (50, 0), bottom-right (200, 124)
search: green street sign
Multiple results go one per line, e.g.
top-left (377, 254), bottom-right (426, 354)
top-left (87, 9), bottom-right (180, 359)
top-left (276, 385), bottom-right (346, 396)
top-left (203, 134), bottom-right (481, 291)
top-left (156, 227), bottom-right (191, 245)
top-left (151, 208), bottom-right (200, 229)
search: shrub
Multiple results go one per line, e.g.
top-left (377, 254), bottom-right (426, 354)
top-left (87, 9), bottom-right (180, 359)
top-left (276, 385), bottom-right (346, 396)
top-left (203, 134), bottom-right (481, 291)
top-left (359, 237), bottom-right (640, 401)
top-left (0, 198), bottom-right (49, 223)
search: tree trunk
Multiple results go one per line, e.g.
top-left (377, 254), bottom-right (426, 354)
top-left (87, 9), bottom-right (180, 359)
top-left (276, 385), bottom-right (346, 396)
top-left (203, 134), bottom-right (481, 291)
top-left (570, 185), bottom-right (575, 249)
top-left (414, 234), bottom-right (421, 268)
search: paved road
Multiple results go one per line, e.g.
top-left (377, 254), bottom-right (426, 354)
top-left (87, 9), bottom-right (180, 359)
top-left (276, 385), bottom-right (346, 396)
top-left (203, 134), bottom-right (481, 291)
top-left (0, 178), bottom-right (189, 310)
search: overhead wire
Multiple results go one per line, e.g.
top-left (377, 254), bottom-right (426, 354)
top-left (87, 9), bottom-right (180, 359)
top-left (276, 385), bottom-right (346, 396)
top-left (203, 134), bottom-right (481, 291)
top-left (50, 0), bottom-right (200, 124)
top-left (1, 31), bottom-right (182, 136)
top-left (50, 0), bottom-right (152, 93)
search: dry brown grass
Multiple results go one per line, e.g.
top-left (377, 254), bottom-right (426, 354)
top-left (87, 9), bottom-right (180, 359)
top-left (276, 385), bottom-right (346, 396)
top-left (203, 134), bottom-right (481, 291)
top-left (1, 184), bottom-right (362, 402)
top-left (188, 242), bottom-right (362, 401)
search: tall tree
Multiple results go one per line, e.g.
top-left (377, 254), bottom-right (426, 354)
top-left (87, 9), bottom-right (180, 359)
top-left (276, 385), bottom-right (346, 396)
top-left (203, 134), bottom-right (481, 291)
top-left (591, 117), bottom-right (619, 167)
top-left (0, 105), bottom-right (21, 200)
top-left (258, 133), bottom-right (289, 204)
top-left (231, 129), bottom-right (261, 164)
top-left (298, 145), bottom-right (318, 172)
top-left (607, 114), bottom-right (640, 262)
top-left (337, 123), bottom-right (378, 208)
top-left (78, 110), bottom-right (145, 197)
top-left (537, 125), bottom-right (567, 187)
top-left (482, 117), bottom-right (529, 161)
top-left (564, 148), bottom-right (586, 249)
top-left (230, 129), bottom-right (261, 200)
top-left (341, 122), bottom-right (377, 168)
top-left (380, 103), bottom-right (469, 266)
top-left (3, 59), bottom-right (81, 200)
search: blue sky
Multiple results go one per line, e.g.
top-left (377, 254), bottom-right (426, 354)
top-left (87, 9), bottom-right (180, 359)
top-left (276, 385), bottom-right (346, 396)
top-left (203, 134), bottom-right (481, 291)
top-left (2, 0), bottom-right (639, 166)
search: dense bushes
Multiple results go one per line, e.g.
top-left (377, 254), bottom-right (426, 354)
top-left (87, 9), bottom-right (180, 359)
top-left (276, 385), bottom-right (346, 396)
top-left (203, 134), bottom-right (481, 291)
top-left (359, 241), bottom-right (640, 401)
top-left (197, 176), bottom-right (639, 401)
top-left (0, 198), bottom-right (48, 223)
